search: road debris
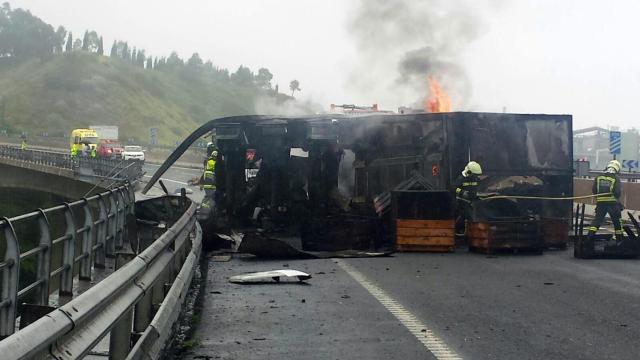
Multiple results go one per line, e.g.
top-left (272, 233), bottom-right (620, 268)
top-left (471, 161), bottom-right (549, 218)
top-left (229, 270), bottom-right (312, 284)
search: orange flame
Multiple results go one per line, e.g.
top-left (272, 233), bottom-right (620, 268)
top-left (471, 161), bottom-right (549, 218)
top-left (424, 76), bottom-right (451, 113)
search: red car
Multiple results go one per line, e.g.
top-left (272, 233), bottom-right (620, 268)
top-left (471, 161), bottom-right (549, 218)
top-left (97, 140), bottom-right (124, 159)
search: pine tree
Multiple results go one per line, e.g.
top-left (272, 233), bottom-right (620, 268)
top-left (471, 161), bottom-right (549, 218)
top-left (138, 50), bottom-right (146, 67)
top-left (146, 57), bottom-right (153, 69)
top-left (131, 47), bottom-right (137, 64)
top-left (65, 33), bottom-right (73, 52)
top-left (97, 36), bottom-right (104, 55)
top-left (110, 41), bottom-right (117, 57)
top-left (122, 43), bottom-right (129, 61)
top-left (82, 31), bottom-right (89, 51)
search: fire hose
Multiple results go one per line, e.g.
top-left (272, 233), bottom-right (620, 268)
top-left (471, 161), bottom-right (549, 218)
top-left (479, 193), bottom-right (612, 201)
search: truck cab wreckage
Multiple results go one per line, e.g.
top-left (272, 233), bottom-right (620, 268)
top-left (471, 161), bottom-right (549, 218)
top-left (144, 112), bottom-right (575, 255)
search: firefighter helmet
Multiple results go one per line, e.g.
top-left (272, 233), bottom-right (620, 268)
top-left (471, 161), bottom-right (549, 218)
top-left (211, 150), bottom-right (218, 158)
top-left (606, 160), bottom-right (621, 174)
top-left (206, 142), bottom-right (216, 155)
top-left (462, 161), bottom-right (482, 177)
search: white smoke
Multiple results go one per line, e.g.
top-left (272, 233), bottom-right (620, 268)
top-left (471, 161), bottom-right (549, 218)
top-left (253, 95), bottom-right (324, 116)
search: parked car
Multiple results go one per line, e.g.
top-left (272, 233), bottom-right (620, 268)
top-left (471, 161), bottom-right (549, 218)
top-left (122, 145), bottom-right (145, 161)
top-left (97, 140), bottom-right (124, 159)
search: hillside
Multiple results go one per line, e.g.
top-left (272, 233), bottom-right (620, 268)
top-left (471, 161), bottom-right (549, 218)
top-left (0, 52), bottom-right (295, 145)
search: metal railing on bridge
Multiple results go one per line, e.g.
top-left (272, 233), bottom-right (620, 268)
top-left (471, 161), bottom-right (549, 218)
top-left (0, 145), bottom-right (144, 184)
top-left (0, 185), bottom-right (135, 338)
top-left (0, 188), bottom-right (201, 359)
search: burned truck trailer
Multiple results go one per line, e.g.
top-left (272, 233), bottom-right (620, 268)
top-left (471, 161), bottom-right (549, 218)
top-left (144, 112), bottom-right (573, 252)
top-left (337, 112), bottom-right (574, 251)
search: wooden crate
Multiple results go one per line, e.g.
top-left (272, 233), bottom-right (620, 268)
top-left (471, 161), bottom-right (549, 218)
top-left (395, 219), bottom-right (455, 252)
top-left (468, 221), bottom-right (543, 254)
top-left (541, 218), bottom-right (569, 249)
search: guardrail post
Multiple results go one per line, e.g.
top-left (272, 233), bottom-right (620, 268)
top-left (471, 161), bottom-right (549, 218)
top-left (80, 199), bottom-right (94, 281)
top-left (35, 210), bottom-right (52, 306)
top-left (0, 218), bottom-right (20, 338)
top-left (115, 189), bottom-right (125, 250)
top-left (133, 289), bottom-right (153, 338)
top-left (128, 185), bottom-right (136, 215)
top-left (60, 204), bottom-right (76, 297)
top-left (109, 251), bottom-right (136, 360)
top-left (107, 191), bottom-right (118, 256)
top-left (95, 194), bottom-right (108, 268)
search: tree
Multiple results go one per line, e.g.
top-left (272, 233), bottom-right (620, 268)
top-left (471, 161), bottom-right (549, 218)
top-left (156, 57), bottom-right (166, 69)
top-left (97, 36), bottom-right (104, 55)
top-left (187, 53), bottom-right (203, 67)
top-left (231, 65), bottom-right (254, 86)
top-left (81, 31), bottom-right (89, 51)
top-left (137, 49), bottom-right (146, 67)
top-left (166, 52), bottom-right (184, 68)
top-left (110, 40), bottom-right (117, 57)
top-left (73, 38), bottom-right (82, 51)
top-left (146, 57), bottom-right (153, 69)
top-left (0, 6), bottom-right (60, 60)
top-left (122, 42), bottom-right (130, 61)
top-left (255, 68), bottom-right (273, 89)
top-left (131, 47), bottom-right (137, 64)
top-left (65, 32), bottom-right (73, 52)
top-left (54, 26), bottom-right (66, 53)
top-left (289, 80), bottom-right (301, 97)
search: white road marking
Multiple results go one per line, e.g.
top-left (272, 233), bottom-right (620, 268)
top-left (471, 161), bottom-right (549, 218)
top-left (142, 175), bottom-right (189, 186)
top-left (336, 260), bottom-right (462, 360)
top-left (144, 163), bottom-right (202, 172)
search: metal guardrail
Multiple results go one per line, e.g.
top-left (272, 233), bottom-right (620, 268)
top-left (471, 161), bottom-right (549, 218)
top-left (0, 145), bottom-right (144, 183)
top-left (0, 185), bottom-right (135, 338)
top-left (0, 195), bottom-right (200, 359)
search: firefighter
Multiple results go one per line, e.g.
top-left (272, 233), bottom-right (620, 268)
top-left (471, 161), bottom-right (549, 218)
top-left (70, 145), bottom-right (78, 157)
top-left (453, 161), bottom-right (482, 236)
top-left (90, 146), bottom-right (97, 158)
top-left (587, 160), bottom-right (623, 244)
top-left (200, 150), bottom-right (217, 198)
top-left (20, 133), bottom-right (27, 150)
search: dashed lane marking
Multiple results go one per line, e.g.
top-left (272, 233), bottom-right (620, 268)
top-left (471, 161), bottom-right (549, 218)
top-left (336, 260), bottom-right (462, 360)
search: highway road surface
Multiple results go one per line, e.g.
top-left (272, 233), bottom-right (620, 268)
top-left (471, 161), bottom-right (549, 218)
top-left (138, 162), bottom-right (640, 359)
top-left (140, 162), bottom-right (204, 202)
top-left (186, 249), bottom-right (640, 360)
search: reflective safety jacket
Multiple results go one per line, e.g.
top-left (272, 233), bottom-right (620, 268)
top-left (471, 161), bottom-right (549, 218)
top-left (202, 158), bottom-right (216, 189)
top-left (592, 174), bottom-right (621, 203)
top-left (454, 174), bottom-right (479, 203)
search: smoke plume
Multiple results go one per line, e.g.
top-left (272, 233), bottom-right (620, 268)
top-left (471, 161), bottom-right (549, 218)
top-left (347, 0), bottom-right (486, 109)
top-left (254, 94), bottom-right (324, 116)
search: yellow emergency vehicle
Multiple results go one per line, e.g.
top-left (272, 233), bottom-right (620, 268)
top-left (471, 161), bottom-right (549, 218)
top-left (70, 128), bottom-right (99, 156)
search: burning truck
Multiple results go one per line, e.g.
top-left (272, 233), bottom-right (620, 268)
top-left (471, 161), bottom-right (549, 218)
top-left (144, 111), bottom-right (573, 255)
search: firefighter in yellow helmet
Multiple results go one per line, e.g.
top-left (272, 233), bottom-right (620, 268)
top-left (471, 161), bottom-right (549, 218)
top-left (453, 161), bottom-right (482, 237)
top-left (200, 150), bottom-right (218, 198)
top-left (587, 160), bottom-right (623, 244)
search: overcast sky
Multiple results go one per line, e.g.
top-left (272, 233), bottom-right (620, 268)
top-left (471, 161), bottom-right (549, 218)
top-left (8, 0), bottom-right (640, 130)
